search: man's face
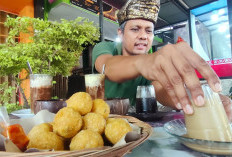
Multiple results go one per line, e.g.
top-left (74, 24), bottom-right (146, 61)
top-left (118, 19), bottom-right (154, 56)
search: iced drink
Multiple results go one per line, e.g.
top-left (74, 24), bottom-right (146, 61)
top-left (85, 74), bottom-right (105, 100)
top-left (185, 83), bottom-right (232, 142)
top-left (30, 74), bottom-right (53, 114)
top-left (136, 85), bottom-right (157, 114)
top-left (136, 97), bottom-right (157, 113)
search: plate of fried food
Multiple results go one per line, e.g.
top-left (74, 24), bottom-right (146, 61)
top-left (0, 92), bottom-right (152, 157)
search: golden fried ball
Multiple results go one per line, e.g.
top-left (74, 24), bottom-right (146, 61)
top-left (70, 130), bottom-right (104, 151)
top-left (27, 123), bottom-right (64, 150)
top-left (66, 92), bottom-right (93, 115)
top-left (83, 112), bottom-right (106, 134)
top-left (106, 118), bottom-right (117, 124)
top-left (92, 99), bottom-right (110, 119)
top-left (105, 118), bottom-right (132, 144)
top-left (53, 107), bottom-right (83, 138)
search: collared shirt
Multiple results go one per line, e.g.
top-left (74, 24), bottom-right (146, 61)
top-left (92, 41), bottom-right (151, 106)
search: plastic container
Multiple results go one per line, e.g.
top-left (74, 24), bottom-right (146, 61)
top-left (185, 83), bottom-right (232, 142)
top-left (85, 74), bottom-right (105, 100)
top-left (30, 74), bottom-right (53, 114)
top-left (135, 85), bottom-right (157, 114)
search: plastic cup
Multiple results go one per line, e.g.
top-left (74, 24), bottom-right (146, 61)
top-left (135, 85), bottom-right (157, 114)
top-left (185, 83), bottom-right (232, 142)
top-left (30, 74), bottom-right (53, 114)
top-left (84, 74), bottom-right (105, 100)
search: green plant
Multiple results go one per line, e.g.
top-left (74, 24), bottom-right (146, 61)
top-left (0, 16), bottom-right (99, 108)
top-left (0, 82), bottom-right (22, 113)
top-left (0, 16), bottom-right (100, 76)
top-left (5, 102), bottom-right (22, 113)
top-left (0, 82), bottom-right (15, 106)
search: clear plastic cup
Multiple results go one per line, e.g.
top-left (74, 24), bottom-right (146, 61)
top-left (135, 85), bottom-right (157, 114)
top-left (84, 74), bottom-right (105, 100)
top-left (185, 83), bottom-right (232, 142)
top-left (30, 74), bottom-right (53, 114)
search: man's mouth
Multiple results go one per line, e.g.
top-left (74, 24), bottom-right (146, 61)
top-left (134, 43), bottom-right (147, 50)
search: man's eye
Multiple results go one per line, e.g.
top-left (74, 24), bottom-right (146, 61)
top-left (131, 28), bottom-right (139, 32)
top-left (146, 30), bottom-right (153, 34)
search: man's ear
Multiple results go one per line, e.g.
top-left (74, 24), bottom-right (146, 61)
top-left (117, 29), bottom-right (123, 40)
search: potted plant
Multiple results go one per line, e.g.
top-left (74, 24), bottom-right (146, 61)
top-left (0, 16), bottom-right (100, 110)
top-left (0, 82), bottom-right (22, 113)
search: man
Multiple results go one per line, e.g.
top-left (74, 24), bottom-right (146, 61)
top-left (92, 0), bottom-right (232, 118)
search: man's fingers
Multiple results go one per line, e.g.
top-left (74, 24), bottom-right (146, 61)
top-left (152, 42), bottom-right (222, 115)
top-left (153, 67), bottom-right (181, 109)
top-left (219, 94), bottom-right (232, 121)
top-left (170, 46), bottom-right (204, 107)
top-left (220, 94), bottom-right (232, 109)
top-left (160, 55), bottom-right (193, 114)
top-left (176, 42), bottom-right (221, 93)
top-left (194, 58), bottom-right (221, 93)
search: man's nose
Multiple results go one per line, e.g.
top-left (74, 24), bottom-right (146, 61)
top-left (138, 30), bottom-right (148, 40)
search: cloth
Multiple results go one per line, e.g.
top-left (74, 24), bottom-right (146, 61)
top-left (92, 41), bottom-right (151, 106)
top-left (117, 0), bottom-right (160, 25)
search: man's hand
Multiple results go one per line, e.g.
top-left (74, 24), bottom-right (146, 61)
top-left (136, 42), bottom-right (221, 114)
top-left (220, 94), bottom-right (232, 121)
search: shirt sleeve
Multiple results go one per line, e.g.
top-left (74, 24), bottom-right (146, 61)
top-left (92, 41), bottom-right (115, 73)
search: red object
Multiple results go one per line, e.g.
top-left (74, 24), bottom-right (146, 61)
top-left (177, 36), bottom-right (184, 43)
top-left (7, 124), bottom-right (29, 151)
top-left (175, 36), bottom-right (232, 78)
top-left (196, 59), bottom-right (232, 78)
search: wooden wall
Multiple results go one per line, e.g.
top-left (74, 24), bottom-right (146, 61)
top-left (53, 75), bottom-right (68, 100)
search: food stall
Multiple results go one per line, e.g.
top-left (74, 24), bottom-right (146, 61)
top-left (0, 0), bottom-right (231, 156)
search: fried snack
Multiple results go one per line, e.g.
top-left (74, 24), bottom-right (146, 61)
top-left (7, 124), bottom-right (29, 151)
top-left (70, 130), bottom-right (104, 151)
top-left (106, 118), bottom-right (117, 124)
top-left (105, 118), bottom-right (132, 144)
top-left (27, 123), bottom-right (64, 150)
top-left (91, 99), bottom-right (110, 119)
top-left (53, 107), bottom-right (83, 138)
top-left (83, 112), bottom-right (106, 134)
top-left (66, 92), bottom-right (93, 115)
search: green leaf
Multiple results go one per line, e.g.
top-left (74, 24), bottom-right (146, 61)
top-left (0, 16), bottom-right (100, 76)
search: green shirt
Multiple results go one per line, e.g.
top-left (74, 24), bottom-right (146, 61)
top-left (92, 41), bottom-right (151, 106)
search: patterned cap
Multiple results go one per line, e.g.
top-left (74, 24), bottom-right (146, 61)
top-left (117, 0), bottom-right (160, 25)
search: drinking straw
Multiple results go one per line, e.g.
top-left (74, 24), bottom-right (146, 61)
top-left (26, 61), bottom-right (33, 74)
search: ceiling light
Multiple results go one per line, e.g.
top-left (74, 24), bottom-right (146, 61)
top-left (211, 14), bottom-right (218, 21)
top-left (218, 24), bottom-right (228, 33)
top-left (218, 9), bottom-right (225, 15)
top-left (226, 34), bottom-right (230, 38)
